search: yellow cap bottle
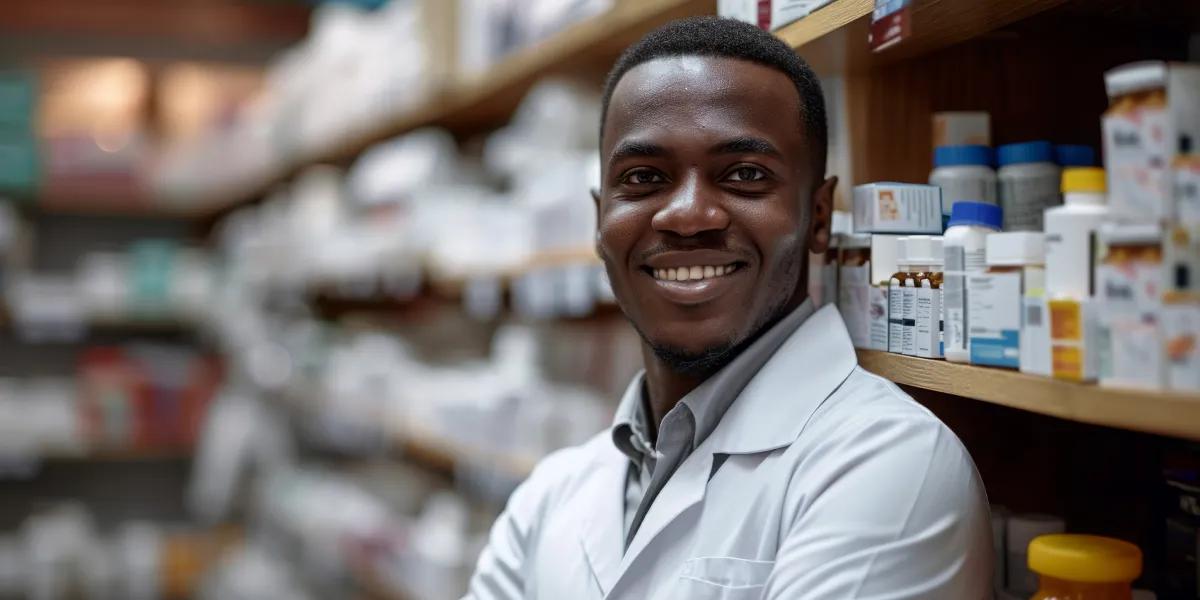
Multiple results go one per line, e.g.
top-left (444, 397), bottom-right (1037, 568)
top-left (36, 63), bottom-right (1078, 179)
top-left (1028, 534), bottom-right (1142, 600)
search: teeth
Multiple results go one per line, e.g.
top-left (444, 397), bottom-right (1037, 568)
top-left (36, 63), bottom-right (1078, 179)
top-left (651, 264), bottom-right (738, 281)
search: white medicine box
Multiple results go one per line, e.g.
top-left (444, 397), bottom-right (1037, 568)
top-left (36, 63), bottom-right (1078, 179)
top-left (853, 183), bottom-right (943, 234)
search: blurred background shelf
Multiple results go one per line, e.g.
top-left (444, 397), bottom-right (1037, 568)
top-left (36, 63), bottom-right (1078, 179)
top-left (184, 0), bottom-right (718, 218)
top-left (857, 350), bottom-right (1200, 442)
top-left (400, 424), bottom-right (537, 481)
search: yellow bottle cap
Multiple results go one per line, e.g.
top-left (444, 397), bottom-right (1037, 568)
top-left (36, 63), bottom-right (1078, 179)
top-left (1028, 534), bottom-right (1142, 583)
top-left (1061, 167), bottom-right (1107, 193)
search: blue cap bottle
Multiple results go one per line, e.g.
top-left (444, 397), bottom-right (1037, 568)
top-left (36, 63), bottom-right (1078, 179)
top-left (948, 201), bottom-right (1003, 230)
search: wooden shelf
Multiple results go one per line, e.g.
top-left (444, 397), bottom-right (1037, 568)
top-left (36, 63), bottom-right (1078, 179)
top-left (183, 0), bottom-right (717, 218)
top-left (857, 350), bottom-right (1200, 441)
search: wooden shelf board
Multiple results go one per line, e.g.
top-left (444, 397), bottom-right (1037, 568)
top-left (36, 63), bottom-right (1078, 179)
top-left (857, 350), bottom-right (1200, 441)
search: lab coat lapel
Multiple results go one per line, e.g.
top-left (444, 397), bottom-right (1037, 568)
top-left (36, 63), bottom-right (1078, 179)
top-left (577, 448), bottom-right (628, 596)
top-left (616, 448), bottom-right (713, 578)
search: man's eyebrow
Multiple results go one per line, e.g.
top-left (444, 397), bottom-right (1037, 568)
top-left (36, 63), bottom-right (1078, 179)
top-left (710, 137), bottom-right (782, 158)
top-left (609, 140), bottom-right (668, 163)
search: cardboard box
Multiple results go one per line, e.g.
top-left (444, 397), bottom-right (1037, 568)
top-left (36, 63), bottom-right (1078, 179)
top-left (1049, 297), bottom-right (1099, 382)
top-left (853, 183), bottom-right (942, 234)
top-left (1020, 293), bottom-right (1052, 376)
top-left (1102, 62), bottom-right (1200, 221)
top-left (1095, 224), bottom-right (1165, 389)
top-left (718, 0), bottom-right (836, 31)
top-left (968, 271), bottom-right (1023, 368)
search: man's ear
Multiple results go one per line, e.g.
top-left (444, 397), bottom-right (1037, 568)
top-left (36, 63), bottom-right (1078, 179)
top-left (808, 176), bottom-right (838, 254)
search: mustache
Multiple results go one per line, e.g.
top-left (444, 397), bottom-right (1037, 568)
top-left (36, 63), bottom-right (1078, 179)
top-left (634, 236), bottom-right (753, 263)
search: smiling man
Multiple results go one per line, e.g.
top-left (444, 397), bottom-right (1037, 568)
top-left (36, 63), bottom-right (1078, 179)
top-left (466, 16), bottom-right (991, 600)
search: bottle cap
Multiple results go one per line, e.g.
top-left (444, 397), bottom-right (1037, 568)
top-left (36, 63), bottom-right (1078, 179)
top-left (948, 201), bottom-right (1002, 230)
top-left (904, 235), bottom-right (943, 266)
top-left (1028, 534), bottom-right (1142, 584)
top-left (986, 232), bottom-right (1045, 266)
top-left (1055, 145), bottom-right (1096, 167)
top-left (1061, 167), bottom-right (1106, 194)
top-left (933, 145), bottom-right (993, 168)
top-left (1104, 61), bottom-right (1167, 98)
top-left (997, 141), bottom-right (1055, 167)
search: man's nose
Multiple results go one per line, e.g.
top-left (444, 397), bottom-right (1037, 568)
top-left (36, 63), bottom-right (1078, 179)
top-left (650, 174), bottom-right (730, 237)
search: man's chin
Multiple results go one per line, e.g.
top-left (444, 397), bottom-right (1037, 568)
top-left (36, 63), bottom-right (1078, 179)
top-left (647, 339), bottom-right (740, 379)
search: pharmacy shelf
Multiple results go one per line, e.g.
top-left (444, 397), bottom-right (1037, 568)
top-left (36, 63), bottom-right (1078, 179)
top-left (179, 0), bottom-right (717, 218)
top-left (775, 0), bottom-right (1073, 73)
top-left (856, 350), bottom-right (1200, 441)
top-left (399, 424), bottom-right (538, 481)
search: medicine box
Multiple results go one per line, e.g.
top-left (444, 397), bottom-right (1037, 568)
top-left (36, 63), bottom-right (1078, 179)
top-left (1049, 297), bottom-right (1099, 382)
top-left (853, 183), bottom-right (942, 234)
top-left (718, 0), bottom-right (836, 30)
top-left (1021, 293), bottom-right (1052, 376)
top-left (1162, 296), bottom-right (1200, 392)
top-left (1102, 61), bottom-right (1200, 221)
top-left (932, 111), bottom-right (991, 149)
top-left (968, 271), bottom-right (1023, 368)
top-left (914, 283), bottom-right (942, 358)
top-left (1095, 224), bottom-right (1166, 390)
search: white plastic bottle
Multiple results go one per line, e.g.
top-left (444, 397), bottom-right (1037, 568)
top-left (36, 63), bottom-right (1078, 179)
top-left (929, 145), bottom-right (997, 217)
top-left (1045, 167), bottom-right (1109, 299)
top-left (997, 141), bottom-right (1061, 231)
top-left (943, 202), bottom-right (1003, 363)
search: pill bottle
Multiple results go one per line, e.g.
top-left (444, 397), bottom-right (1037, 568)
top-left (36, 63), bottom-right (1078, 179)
top-left (998, 141), bottom-right (1061, 231)
top-left (1055, 144), bottom-right (1097, 167)
top-left (1028, 534), bottom-right (1142, 600)
top-left (943, 202), bottom-right (1003, 363)
top-left (1045, 168), bottom-right (1109, 299)
top-left (1006, 513), bottom-right (1066, 596)
top-left (838, 233), bottom-right (873, 348)
top-left (968, 232), bottom-right (1045, 368)
top-left (888, 237), bottom-right (911, 354)
top-left (930, 145), bottom-right (997, 217)
top-left (904, 235), bottom-right (944, 358)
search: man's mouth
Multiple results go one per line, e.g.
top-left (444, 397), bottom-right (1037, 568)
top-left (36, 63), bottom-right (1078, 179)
top-left (646, 263), bottom-right (744, 282)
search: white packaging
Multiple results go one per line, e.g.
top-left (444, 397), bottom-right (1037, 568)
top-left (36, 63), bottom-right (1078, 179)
top-left (1095, 224), bottom-right (1165, 390)
top-left (1006, 514), bottom-right (1065, 597)
top-left (1162, 297), bottom-right (1200, 391)
top-left (718, 0), bottom-right (836, 30)
top-left (869, 235), bottom-right (902, 352)
top-left (932, 112), bottom-right (991, 148)
top-left (969, 232), bottom-right (1045, 369)
top-left (888, 238), bottom-right (910, 354)
top-left (943, 203), bottom-right (1002, 364)
top-left (997, 141), bottom-right (1061, 232)
top-left (853, 183), bottom-right (942, 234)
top-left (1102, 62), bottom-right (1200, 221)
top-left (1020, 274), bottom-right (1051, 377)
top-left (1045, 168), bottom-right (1109, 299)
top-left (837, 233), bottom-right (872, 349)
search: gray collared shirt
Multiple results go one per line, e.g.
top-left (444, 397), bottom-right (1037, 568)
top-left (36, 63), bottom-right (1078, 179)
top-left (611, 298), bottom-right (816, 548)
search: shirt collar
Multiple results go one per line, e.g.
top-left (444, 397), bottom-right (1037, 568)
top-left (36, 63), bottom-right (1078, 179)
top-left (611, 298), bottom-right (816, 459)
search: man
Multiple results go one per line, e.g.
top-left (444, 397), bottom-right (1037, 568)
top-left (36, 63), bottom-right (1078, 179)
top-left (466, 16), bottom-right (991, 599)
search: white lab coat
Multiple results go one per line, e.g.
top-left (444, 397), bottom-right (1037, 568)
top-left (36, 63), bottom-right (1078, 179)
top-left (465, 305), bottom-right (993, 599)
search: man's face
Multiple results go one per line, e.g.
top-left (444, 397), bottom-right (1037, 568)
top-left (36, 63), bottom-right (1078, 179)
top-left (596, 55), bottom-right (832, 367)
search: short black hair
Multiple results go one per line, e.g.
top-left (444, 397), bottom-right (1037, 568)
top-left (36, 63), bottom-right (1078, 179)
top-left (601, 16), bottom-right (827, 175)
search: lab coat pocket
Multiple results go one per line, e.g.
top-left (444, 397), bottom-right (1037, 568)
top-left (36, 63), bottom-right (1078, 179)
top-left (676, 556), bottom-right (774, 600)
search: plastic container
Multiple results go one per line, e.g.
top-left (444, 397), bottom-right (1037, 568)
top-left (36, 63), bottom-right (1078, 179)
top-left (1007, 514), bottom-right (1066, 596)
top-left (905, 236), bottom-right (944, 358)
top-left (930, 145), bottom-right (997, 217)
top-left (1055, 144), bottom-right (1097, 167)
top-left (1045, 168), bottom-right (1109, 299)
top-left (944, 202), bottom-right (1003, 363)
top-left (1029, 534), bottom-right (1142, 600)
top-left (998, 141), bottom-right (1061, 231)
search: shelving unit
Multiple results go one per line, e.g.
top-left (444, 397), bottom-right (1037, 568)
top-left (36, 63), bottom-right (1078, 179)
top-left (857, 351), bottom-right (1200, 441)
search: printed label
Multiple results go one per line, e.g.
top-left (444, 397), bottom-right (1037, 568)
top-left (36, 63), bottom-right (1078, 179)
top-left (968, 272), bottom-right (1022, 368)
top-left (902, 283), bottom-right (917, 355)
top-left (888, 280), bottom-right (905, 353)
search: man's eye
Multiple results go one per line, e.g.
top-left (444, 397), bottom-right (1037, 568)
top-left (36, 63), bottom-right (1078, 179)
top-left (726, 166), bottom-right (766, 182)
top-left (622, 170), bottom-right (665, 185)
